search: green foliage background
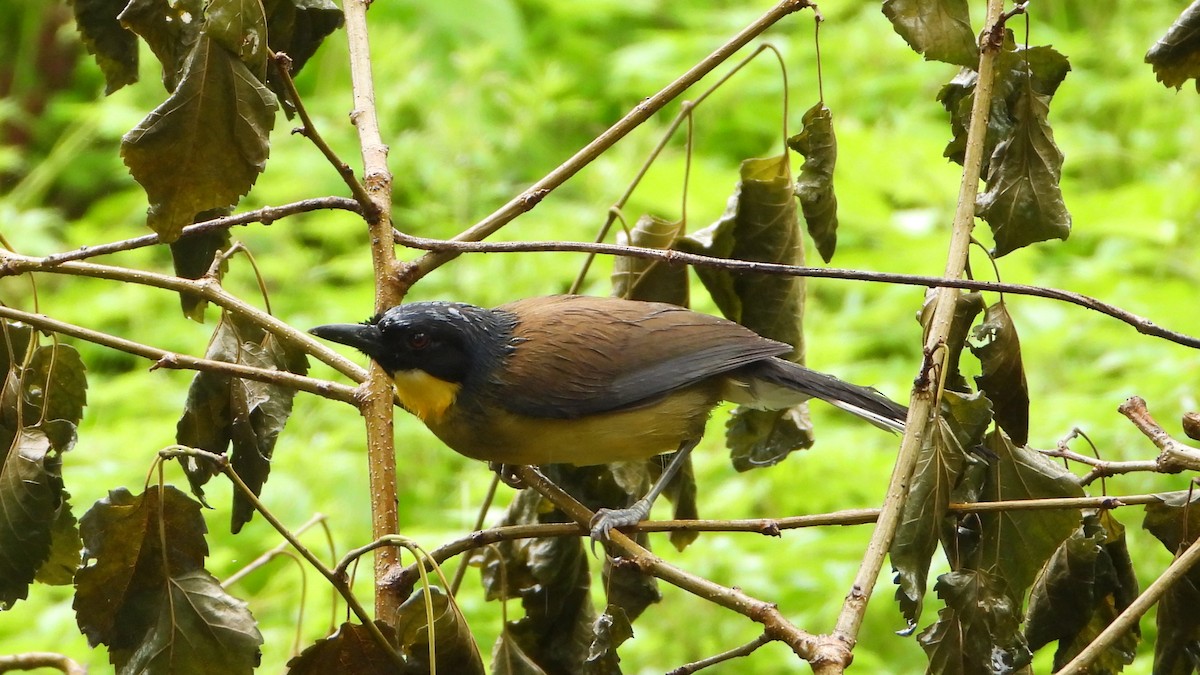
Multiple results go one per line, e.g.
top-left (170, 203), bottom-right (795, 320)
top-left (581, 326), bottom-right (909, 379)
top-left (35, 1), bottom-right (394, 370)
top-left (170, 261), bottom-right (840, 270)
top-left (2, 0), bottom-right (1199, 672)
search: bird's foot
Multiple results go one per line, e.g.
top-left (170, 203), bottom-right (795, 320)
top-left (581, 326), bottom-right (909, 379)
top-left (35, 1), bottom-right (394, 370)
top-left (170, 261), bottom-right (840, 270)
top-left (589, 499), bottom-right (652, 542)
top-left (488, 462), bottom-right (526, 489)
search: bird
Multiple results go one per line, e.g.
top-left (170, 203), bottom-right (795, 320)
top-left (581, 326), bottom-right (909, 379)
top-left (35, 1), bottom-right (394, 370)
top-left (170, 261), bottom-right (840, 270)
top-left (310, 294), bottom-right (906, 539)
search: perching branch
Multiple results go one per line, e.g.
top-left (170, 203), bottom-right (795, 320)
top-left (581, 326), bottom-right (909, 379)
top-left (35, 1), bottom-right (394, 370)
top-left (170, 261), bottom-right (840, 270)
top-left (509, 464), bottom-right (824, 662)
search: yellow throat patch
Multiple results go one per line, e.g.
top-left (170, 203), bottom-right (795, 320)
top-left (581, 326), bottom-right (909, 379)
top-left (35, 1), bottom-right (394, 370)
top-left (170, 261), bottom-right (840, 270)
top-left (391, 370), bottom-right (460, 422)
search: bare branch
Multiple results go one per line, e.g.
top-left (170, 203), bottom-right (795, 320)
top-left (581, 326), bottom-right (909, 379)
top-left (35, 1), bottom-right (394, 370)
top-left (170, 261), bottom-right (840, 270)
top-left (667, 633), bottom-right (772, 674)
top-left (393, 231), bottom-right (1200, 351)
top-left (0, 305), bottom-right (357, 403)
top-left (0, 251), bottom-right (367, 383)
top-left (40, 197), bottom-right (361, 265)
top-left (1120, 396), bottom-right (1200, 471)
top-left (0, 652), bottom-right (86, 675)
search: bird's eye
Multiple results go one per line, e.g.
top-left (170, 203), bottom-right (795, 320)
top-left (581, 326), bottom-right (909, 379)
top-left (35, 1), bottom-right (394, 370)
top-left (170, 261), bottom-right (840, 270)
top-left (407, 332), bottom-right (431, 350)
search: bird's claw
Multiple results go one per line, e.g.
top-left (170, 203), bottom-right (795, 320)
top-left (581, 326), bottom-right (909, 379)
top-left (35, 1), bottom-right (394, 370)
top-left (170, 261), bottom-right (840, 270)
top-left (488, 462), bottom-right (526, 489)
top-left (588, 499), bottom-right (651, 547)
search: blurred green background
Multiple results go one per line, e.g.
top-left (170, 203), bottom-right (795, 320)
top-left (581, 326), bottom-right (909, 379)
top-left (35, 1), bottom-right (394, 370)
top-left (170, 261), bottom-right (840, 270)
top-left (2, 0), bottom-right (1199, 672)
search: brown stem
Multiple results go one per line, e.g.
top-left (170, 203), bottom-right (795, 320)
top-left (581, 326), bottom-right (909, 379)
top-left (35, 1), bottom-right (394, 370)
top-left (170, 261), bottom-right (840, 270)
top-left (0, 305), bottom-right (357, 403)
top-left (392, 231), bottom-right (1200, 351)
top-left (39, 197), bottom-right (361, 265)
top-left (512, 465), bottom-right (823, 661)
top-left (1119, 396), bottom-right (1200, 471)
top-left (270, 54), bottom-right (380, 222)
top-left (667, 633), bottom-right (772, 674)
top-left (0, 653), bottom-right (86, 675)
top-left (341, 0), bottom-right (405, 626)
top-left (827, 0), bottom-right (1008, 667)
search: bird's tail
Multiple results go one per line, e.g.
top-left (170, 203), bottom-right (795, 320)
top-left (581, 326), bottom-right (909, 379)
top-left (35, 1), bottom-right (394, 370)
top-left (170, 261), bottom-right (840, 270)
top-left (728, 358), bottom-right (908, 432)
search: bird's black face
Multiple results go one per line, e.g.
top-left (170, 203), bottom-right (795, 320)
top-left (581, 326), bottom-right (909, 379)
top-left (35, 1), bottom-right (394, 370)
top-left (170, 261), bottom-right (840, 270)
top-left (310, 301), bottom-right (515, 385)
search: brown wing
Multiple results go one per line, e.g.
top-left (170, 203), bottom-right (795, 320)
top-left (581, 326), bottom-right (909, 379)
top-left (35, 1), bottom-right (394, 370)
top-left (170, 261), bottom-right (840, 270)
top-left (491, 295), bottom-right (790, 418)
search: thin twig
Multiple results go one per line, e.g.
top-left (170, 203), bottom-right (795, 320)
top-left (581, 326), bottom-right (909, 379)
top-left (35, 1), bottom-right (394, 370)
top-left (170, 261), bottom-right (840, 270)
top-left (0, 652), bottom-right (86, 675)
top-left (450, 473), bottom-right (500, 596)
top-left (568, 42), bottom-right (791, 294)
top-left (392, 231), bottom-right (1200, 351)
top-left (667, 633), bottom-right (773, 674)
top-left (404, 0), bottom-right (814, 283)
top-left (1119, 396), bottom-right (1200, 471)
top-left (0, 252), bottom-right (367, 382)
top-left (0, 305), bottom-right (357, 403)
top-left (39, 197), bottom-right (361, 265)
top-left (270, 54), bottom-right (380, 222)
top-left (1039, 446), bottom-right (1165, 487)
top-left (383, 492), bottom-right (1168, 598)
top-left (221, 513), bottom-right (329, 587)
top-left (160, 446), bottom-right (404, 669)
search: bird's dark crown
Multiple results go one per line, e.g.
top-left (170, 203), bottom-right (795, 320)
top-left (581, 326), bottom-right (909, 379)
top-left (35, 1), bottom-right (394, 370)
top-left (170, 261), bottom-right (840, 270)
top-left (369, 301), bottom-right (517, 384)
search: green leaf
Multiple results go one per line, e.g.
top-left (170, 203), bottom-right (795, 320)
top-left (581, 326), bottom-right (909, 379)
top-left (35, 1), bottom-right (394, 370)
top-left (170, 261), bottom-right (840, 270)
top-left (121, 35), bottom-right (278, 242)
top-left (123, 568), bottom-right (263, 675)
top-left (1146, 1), bottom-right (1200, 91)
top-left (1154, 572), bottom-right (1200, 675)
top-left (917, 569), bottom-right (1032, 674)
top-left (395, 586), bottom-right (485, 675)
top-left (0, 427), bottom-right (65, 608)
top-left (74, 486), bottom-right (209, 663)
top-left (976, 86), bottom-right (1071, 257)
top-left (968, 301), bottom-right (1029, 446)
top-left (68, 0), bottom-right (139, 94)
top-left (33, 493), bottom-right (82, 586)
top-left (892, 391), bottom-right (991, 629)
top-left (939, 45), bottom-right (1070, 172)
top-left (206, 0), bottom-right (270, 79)
top-left (882, 0), bottom-right (978, 68)
top-left (286, 622), bottom-right (400, 675)
top-left (679, 154), bottom-right (814, 469)
top-left (1025, 511), bottom-right (1140, 672)
top-left (918, 289), bottom-right (986, 393)
top-left (118, 0), bottom-right (204, 92)
top-left (492, 630), bottom-right (549, 675)
top-left (787, 102), bottom-right (839, 263)
top-left (1143, 490), bottom-right (1200, 554)
top-left (969, 431), bottom-right (1083, 599)
top-left (176, 312), bottom-right (308, 532)
top-left (610, 214), bottom-right (688, 307)
top-left (21, 343), bottom-right (88, 427)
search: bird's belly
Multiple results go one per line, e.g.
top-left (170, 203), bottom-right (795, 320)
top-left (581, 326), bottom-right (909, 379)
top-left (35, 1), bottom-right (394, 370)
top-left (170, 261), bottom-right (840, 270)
top-left (426, 386), bottom-right (721, 465)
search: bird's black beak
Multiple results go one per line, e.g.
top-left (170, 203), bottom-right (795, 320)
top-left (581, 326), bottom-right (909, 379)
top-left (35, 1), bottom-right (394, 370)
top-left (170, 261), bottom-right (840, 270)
top-left (309, 323), bottom-right (384, 360)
